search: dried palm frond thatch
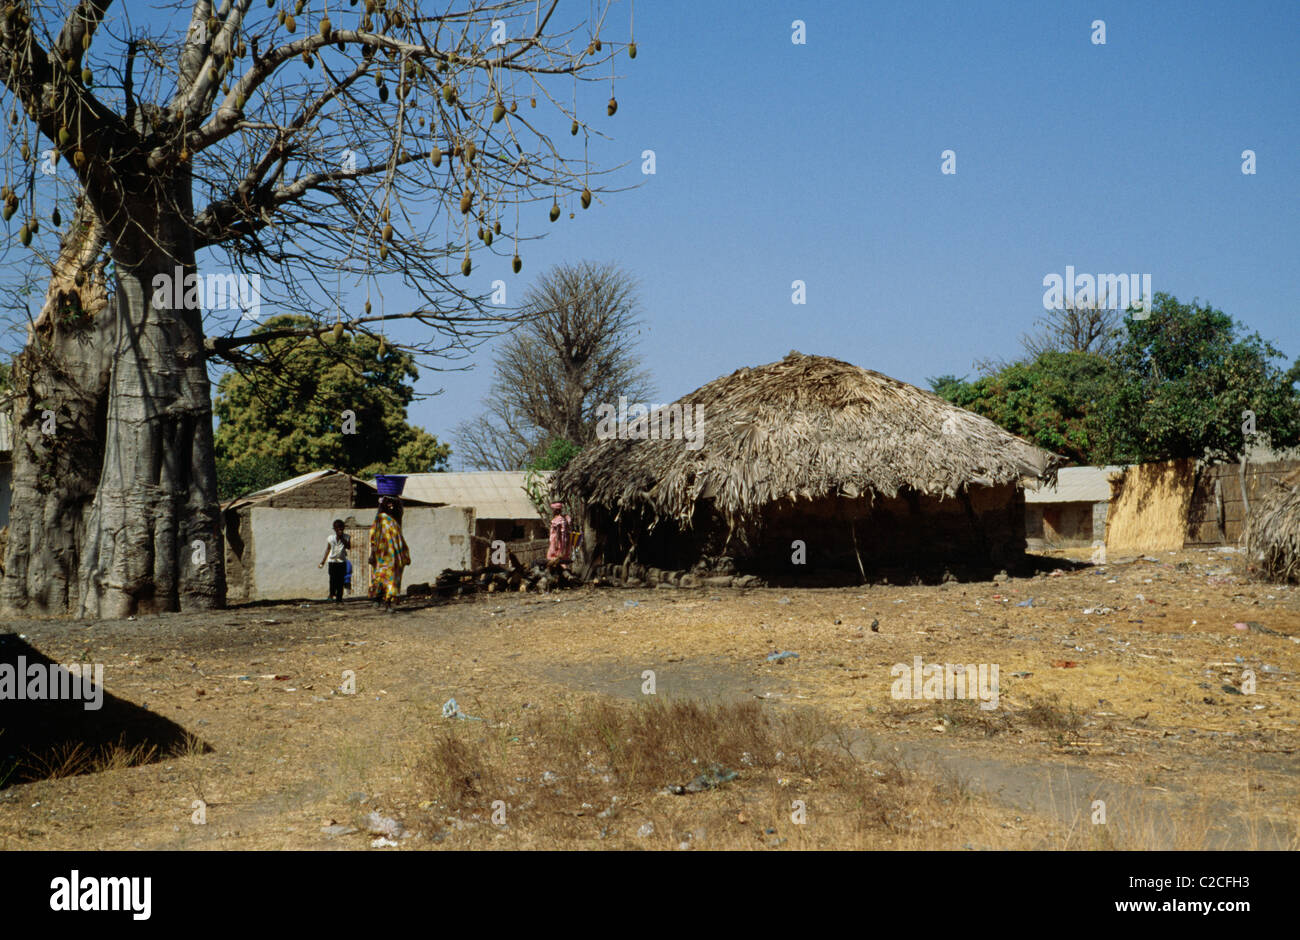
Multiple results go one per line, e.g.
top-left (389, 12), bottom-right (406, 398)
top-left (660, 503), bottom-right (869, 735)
top-left (1245, 470), bottom-right (1300, 583)
top-left (554, 352), bottom-right (1062, 528)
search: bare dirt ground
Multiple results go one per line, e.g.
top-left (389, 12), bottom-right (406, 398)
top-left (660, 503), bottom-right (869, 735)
top-left (2, 547), bottom-right (1297, 850)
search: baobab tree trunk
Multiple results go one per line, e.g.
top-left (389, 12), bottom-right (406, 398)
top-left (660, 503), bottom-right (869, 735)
top-left (2, 188), bottom-right (226, 618)
top-left (1, 206), bottom-right (114, 614)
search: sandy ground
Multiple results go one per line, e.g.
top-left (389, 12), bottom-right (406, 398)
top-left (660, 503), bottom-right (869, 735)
top-left (1, 547), bottom-right (1297, 850)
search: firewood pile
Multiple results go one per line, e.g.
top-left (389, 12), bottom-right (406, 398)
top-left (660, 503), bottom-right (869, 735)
top-left (410, 560), bottom-right (582, 598)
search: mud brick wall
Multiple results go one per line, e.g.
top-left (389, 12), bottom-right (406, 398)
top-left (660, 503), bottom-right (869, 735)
top-left (594, 483), bottom-right (1026, 577)
top-left (262, 472), bottom-right (356, 509)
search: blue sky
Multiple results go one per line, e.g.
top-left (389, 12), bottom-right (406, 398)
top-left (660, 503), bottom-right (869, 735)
top-left (406, 0), bottom-right (1299, 464)
top-left (12, 2), bottom-right (1293, 463)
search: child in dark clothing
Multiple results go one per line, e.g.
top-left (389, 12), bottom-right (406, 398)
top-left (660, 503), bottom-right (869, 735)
top-left (318, 519), bottom-right (351, 602)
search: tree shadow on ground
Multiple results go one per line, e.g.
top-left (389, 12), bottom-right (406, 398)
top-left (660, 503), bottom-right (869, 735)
top-left (0, 634), bottom-right (211, 790)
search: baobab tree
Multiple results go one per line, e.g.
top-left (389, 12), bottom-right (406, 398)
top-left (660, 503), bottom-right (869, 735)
top-left (0, 0), bottom-right (635, 617)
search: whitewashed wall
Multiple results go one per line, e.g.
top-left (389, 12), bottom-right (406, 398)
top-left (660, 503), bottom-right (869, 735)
top-left (247, 506), bottom-right (475, 600)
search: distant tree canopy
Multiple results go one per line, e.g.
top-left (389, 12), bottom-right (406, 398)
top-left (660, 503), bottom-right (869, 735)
top-left (1090, 294), bottom-right (1300, 464)
top-left (932, 352), bottom-right (1115, 465)
top-left (935, 293), bottom-right (1300, 466)
top-left (213, 315), bottom-right (450, 499)
top-left (925, 373), bottom-right (968, 400)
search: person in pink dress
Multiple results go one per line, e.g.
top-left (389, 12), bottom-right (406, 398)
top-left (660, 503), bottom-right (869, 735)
top-left (546, 501), bottom-right (571, 571)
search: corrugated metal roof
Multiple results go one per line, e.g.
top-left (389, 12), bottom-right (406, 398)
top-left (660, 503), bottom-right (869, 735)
top-left (250, 468), bottom-right (332, 497)
top-left (1023, 466), bottom-right (1124, 503)
top-left (223, 469), bottom-right (342, 510)
top-left (224, 468), bottom-right (439, 511)
top-left (400, 471), bottom-right (549, 520)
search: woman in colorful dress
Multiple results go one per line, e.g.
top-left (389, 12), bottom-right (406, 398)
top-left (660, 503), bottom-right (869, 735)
top-left (368, 496), bottom-right (411, 611)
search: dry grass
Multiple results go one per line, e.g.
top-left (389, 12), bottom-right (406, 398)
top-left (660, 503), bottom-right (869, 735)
top-left (413, 697), bottom-right (1022, 849)
top-left (1245, 470), bottom-right (1300, 584)
top-left (3, 551), bottom-right (1295, 850)
top-left (18, 736), bottom-right (160, 781)
top-left (1020, 694), bottom-right (1085, 738)
top-left (888, 695), bottom-right (1083, 740)
top-left (1052, 768), bottom-right (1300, 851)
top-left (6, 731), bottom-right (206, 787)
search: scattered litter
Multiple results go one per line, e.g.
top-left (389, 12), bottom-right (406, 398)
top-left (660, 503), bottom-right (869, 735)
top-left (321, 824), bottom-right (358, 837)
top-left (624, 600), bottom-right (639, 608)
top-left (597, 796), bottom-right (623, 818)
top-left (637, 822), bottom-right (654, 838)
top-left (1235, 621), bottom-right (1280, 635)
top-left (441, 697), bottom-right (483, 721)
top-left (211, 673), bottom-right (289, 681)
top-left (1010, 671), bottom-right (1033, 678)
top-left (1016, 598), bottom-right (1034, 608)
top-left (365, 811), bottom-right (405, 839)
top-left (370, 837), bottom-right (400, 848)
top-left (766, 650), bottom-right (799, 663)
top-left (666, 763), bottom-right (739, 795)
top-left (778, 597), bottom-right (791, 605)
top-left (870, 619), bottom-right (880, 632)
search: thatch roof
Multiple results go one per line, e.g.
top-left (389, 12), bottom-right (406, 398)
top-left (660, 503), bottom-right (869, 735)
top-left (554, 352), bottom-right (1063, 526)
top-left (1245, 469), bottom-right (1300, 583)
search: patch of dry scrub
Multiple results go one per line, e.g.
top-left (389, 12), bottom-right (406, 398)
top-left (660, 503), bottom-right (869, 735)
top-left (414, 698), bottom-right (1021, 849)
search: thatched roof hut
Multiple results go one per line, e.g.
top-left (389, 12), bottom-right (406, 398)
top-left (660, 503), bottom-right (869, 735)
top-left (1245, 469), bottom-right (1300, 583)
top-left (554, 352), bottom-right (1062, 582)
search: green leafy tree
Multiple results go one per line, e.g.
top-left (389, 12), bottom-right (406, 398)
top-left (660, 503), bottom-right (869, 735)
top-left (925, 374), bottom-right (968, 400)
top-left (529, 437), bottom-right (582, 471)
top-left (932, 352), bottom-right (1116, 464)
top-left (213, 453), bottom-right (289, 502)
top-left (214, 315), bottom-right (450, 498)
top-left (522, 438), bottom-right (580, 517)
top-left (1092, 294), bottom-right (1300, 463)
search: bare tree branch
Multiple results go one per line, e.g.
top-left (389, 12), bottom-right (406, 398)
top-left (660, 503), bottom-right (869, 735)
top-left (457, 260), bottom-right (653, 469)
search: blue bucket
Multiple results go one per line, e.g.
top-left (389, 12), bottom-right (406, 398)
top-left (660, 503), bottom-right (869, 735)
top-left (374, 474), bottom-right (407, 496)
